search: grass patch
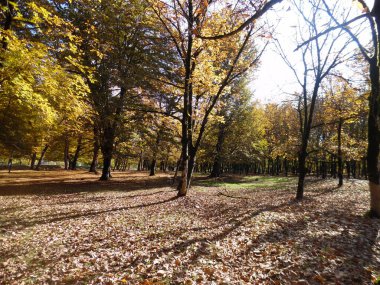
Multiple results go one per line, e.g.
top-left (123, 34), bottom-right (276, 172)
top-left (197, 175), bottom-right (296, 190)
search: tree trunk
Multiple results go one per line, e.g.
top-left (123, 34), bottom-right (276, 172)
top-left (296, 151), bottom-right (307, 200)
top-left (100, 125), bottom-right (114, 180)
top-left (71, 135), bottom-right (82, 170)
top-left (367, 58), bottom-right (380, 217)
top-left (89, 125), bottom-right (100, 173)
top-left (35, 144), bottom-right (49, 171)
top-left (99, 87), bottom-right (126, 181)
top-left (338, 118), bottom-right (343, 187)
top-left (30, 152), bottom-right (36, 170)
top-left (186, 151), bottom-right (196, 188)
top-left (7, 155), bottom-right (12, 173)
top-left (283, 157), bottom-right (288, 176)
top-left (64, 135), bottom-right (69, 170)
top-left (149, 159), bottom-right (157, 176)
top-left (177, 0), bottom-right (194, 197)
top-left (137, 150), bottom-right (143, 171)
top-left (149, 129), bottom-right (162, 176)
top-left (177, 155), bottom-right (189, 196)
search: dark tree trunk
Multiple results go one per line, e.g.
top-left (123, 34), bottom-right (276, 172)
top-left (99, 87), bottom-right (126, 181)
top-left (177, 15), bottom-right (193, 197)
top-left (35, 144), bottom-right (49, 171)
top-left (137, 150), bottom-right (143, 171)
top-left (177, 143), bottom-right (189, 196)
top-left (100, 125), bottom-right (114, 180)
top-left (368, 57), bottom-right (380, 217)
top-left (149, 129), bottom-right (162, 176)
top-left (89, 125), bottom-right (100, 173)
top-left (30, 152), bottom-right (36, 170)
top-left (346, 161), bottom-right (351, 179)
top-left (64, 135), bottom-right (69, 170)
top-left (149, 159), bottom-right (157, 176)
top-left (7, 156), bottom-right (12, 173)
top-left (71, 135), bottom-right (82, 170)
top-left (283, 157), bottom-right (288, 176)
top-left (186, 150), bottom-right (196, 188)
top-left (338, 118), bottom-right (343, 187)
top-left (296, 151), bottom-right (307, 200)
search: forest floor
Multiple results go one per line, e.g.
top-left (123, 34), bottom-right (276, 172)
top-left (0, 170), bottom-right (379, 285)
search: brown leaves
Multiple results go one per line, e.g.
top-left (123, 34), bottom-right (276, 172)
top-left (0, 172), bottom-right (379, 284)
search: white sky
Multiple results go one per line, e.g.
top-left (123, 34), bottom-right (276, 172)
top-left (250, 0), bottom-right (374, 104)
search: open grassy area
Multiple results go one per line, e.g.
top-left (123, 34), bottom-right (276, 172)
top-left (197, 175), bottom-right (296, 190)
top-left (0, 170), bottom-right (379, 284)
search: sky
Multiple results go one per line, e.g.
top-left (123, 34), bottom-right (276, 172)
top-left (250, 0), bottom-right (374, 104)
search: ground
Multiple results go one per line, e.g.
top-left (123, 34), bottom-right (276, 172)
top-left (0, 170), bottom-right (379, 285)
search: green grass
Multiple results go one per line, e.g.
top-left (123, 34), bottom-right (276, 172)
top-left (197, 175), bottom-right (296, 190)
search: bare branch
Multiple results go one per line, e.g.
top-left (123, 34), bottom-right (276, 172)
top-left (294, 13), bottom-right (368, 52)
top-left (197, 0), bottom-right (283, 40)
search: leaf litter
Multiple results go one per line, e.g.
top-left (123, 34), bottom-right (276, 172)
top-left (0, 171), bottom-right (379, 284)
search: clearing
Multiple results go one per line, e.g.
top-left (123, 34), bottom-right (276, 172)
top-left (0, 170), bottom-right (379, 284)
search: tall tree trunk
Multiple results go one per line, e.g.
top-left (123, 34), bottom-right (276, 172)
top-left (100, 125), bottom-right (114, 180)
top-left (64, 135), bottom-right (70, 170)
top-left (7, 153), bottom-right (13, 173)
top-left (71, 135), bottom-right (82, 170)
top-left (149, 130), bottom-right (162, 176)
top-left (296, 150), bottom-right (307, 200)
top-left (149, 159), bottom-right (157, 176)
top-left (35, 144), bottom-right (49, 171)
top-left (367, 58), bottom-right (380, 217)
top-left (137, 150), bottom-right (143, 171)
top-left (350, 0), bottom-right (380, 217)
top-left (337, 118), bottom-right (343, 187)
top-left (177, 3), bottom-right (193, 197)
top-left (30, 152), bottom-right (36, 170)
top-left (89, 125), bottom-right (100, 173)
top-left (186, 150), bottom-right (196, 188)
top-left (283, 157), bottom-right (288, 176)
top-left (99, 87), bottom-right (126, 181)
top-left (177, 138), bottom-right (189, 196)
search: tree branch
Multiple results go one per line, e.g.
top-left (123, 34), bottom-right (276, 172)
top-left (197, 0), bottom-right (283, 40)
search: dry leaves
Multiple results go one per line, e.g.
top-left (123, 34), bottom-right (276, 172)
top-left (0, 171), bottom-right (379, 284)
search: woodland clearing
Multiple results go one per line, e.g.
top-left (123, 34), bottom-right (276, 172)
top-left (0, 170), bottom-right (379, 285)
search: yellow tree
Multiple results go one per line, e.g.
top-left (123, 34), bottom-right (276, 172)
top-left (150, 0), bottom-right (279, 196)
top-left (0, 1), bottom-right (89, 168)
top-left (321, 78), bottom-right (368, 186)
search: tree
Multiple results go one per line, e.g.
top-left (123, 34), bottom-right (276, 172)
top-left (209, 79), bottom-right (254, 177)
top-left (298, 0), bottom-right (380, 216)
top-left (57, 0), bottom-right (167, 180)
top-left (320, 77), bottom-right (368, 186)
top-left (0, 1), bottom-right (88, 164)
top-left (276, 0), bottom-right (354, 199)
top-left (151, 0), bottom-right (277, 196)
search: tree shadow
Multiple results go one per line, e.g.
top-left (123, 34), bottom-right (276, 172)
top-left (1, 176), bottom-right (377, 284)
top-left (0, 194), bottom-right (178, 233)
top-left (0, 175), bottom-right (174, 196)
top-left (122, 188), bottom-right (378, 283)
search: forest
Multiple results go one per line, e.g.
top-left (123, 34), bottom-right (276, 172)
top-left (1, 0), bottom-right (380, 284)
